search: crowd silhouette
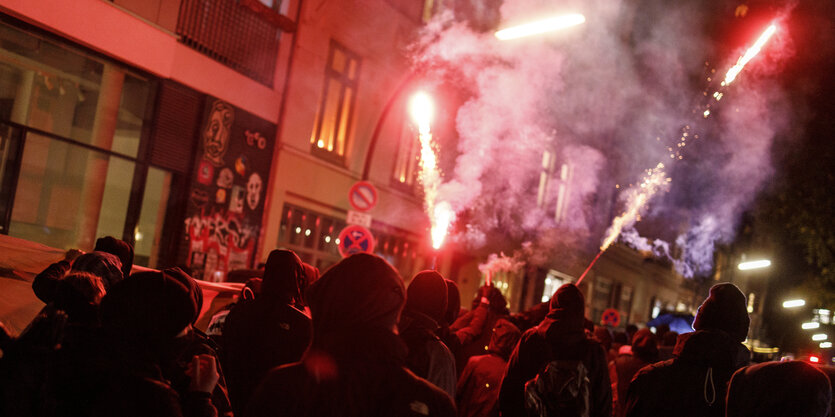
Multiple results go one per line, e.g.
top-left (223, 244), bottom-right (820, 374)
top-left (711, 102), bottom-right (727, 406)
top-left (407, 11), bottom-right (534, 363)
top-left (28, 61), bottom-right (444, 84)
top-left (0, 236), bottom-right (833, 416)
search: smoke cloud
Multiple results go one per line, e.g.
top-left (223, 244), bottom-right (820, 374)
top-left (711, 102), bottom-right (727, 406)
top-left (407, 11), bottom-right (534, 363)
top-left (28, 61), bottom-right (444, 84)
top-left (410, 0), bottom-right (793, 277)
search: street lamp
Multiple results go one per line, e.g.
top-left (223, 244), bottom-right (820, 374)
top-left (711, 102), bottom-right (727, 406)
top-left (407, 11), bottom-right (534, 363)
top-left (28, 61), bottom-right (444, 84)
top-left (495, 13), bottom-right (586, 41)
top-left (738, 259), bottom-right (771, 270)
top-left (802, 322), bottom-right (821, 330)
top-left (821, 342), bottom-right (833, 348)
top-left (812, 333), bottom-right (828, 341)
top-left (783, 299), bottom-right (806, 308)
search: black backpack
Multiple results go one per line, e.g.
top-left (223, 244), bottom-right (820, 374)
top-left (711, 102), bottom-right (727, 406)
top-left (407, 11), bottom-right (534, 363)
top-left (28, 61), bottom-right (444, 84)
top-left (523, 337), bottom-right (591, 417)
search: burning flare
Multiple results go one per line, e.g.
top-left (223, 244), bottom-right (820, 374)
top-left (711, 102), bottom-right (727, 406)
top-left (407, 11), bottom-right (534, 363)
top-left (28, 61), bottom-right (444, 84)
top-left (410, 91), bottom-right (454, 250)
top-left (600, 163), bottom-right (671, 251)
top-left (495, 13), bottom-right (586, 41)
top-left (722, 24), bottom-right (777, 86)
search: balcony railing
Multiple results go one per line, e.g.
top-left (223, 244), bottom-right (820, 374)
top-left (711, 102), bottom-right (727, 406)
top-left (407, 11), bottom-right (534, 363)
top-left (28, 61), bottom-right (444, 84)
top-left (176, 0), bottom-right (291, 86)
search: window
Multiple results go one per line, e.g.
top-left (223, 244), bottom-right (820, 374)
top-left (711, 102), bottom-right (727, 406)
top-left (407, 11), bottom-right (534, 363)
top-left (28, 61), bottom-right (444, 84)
top-left (392, 113), bottom-right (420, 190)
top-left (0, 21), bottom-right (153, 250)
top-left (536, 150), bottom-right (555, 207)
top-left (310, 41), bottom-right (361, 163)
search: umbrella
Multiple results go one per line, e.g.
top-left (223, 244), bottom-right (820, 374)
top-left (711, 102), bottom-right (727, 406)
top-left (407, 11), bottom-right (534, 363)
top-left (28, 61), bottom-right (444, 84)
top-left (647, 313), bottom-right (694, 335)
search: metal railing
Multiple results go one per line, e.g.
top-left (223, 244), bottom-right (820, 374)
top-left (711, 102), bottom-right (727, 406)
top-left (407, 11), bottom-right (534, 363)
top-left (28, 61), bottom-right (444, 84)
top-left (176, 0), bottom-right (281, 86)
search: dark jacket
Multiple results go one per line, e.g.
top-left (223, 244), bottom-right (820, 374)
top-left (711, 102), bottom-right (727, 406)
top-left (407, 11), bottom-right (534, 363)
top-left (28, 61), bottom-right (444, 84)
top-left (246, 329), bottom-right (456, 417)
top-left (48, 328), bottom-right (216, 417)
top-left (451, 287), bottom-right (508, 375)
top-left (221, 299), bottom-right (311, 415)
top-left (623, 330), bottom-right (750, 417)
top-left (609, 349), bottom-right (652, 417)
top-left (497, 317), bottom-right (612, 417)
top-left (163, 328), bottom-right (233, 417)
top-left (726, 360), bottom-right (831, 417)
top-left (31, 260), bottom-right (70, 303)
top-left (456, 319), bottom-right (520, 417)
top-left (244, 253), bottom-right (455, 417)
top-left (400, 308), bottom-right (457, 398)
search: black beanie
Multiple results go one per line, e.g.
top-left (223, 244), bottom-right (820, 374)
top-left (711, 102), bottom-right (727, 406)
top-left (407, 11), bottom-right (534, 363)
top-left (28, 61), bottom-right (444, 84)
top-left (693, 283), bottom-right (750, 342)
top-left (101, 270), bottom-right (196, 349)
top-left (262, 249), bottom-right (305, 301)
top-left (95, 236), bottom-right (134, 279)
top-left (406, 271), bottom-right (448, 324)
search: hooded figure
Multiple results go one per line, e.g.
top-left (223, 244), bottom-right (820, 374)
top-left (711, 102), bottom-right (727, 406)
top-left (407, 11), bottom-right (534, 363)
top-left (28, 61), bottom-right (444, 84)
top-left (246, 253), bottom-right (456, 417)
top-left (221, 249), bottom-right (311, 416)
top-left (94, 236), bottom-right (134, 279)
top-left (609, 329), bottom-right (658, 417)
top-left (451, 284), bottom-right (509, 375)
top-left (399, 270), bottom-right (457, 398)
top-left (726, 360), bottom-right (831, 417)
top-left (162, 267), bottom-right (234, 417)
top-left (624, 283), bottom-right (751, 417)
top-left (456, 319), bottom-right (522, 417)
top-left (498, 284), bottom-right (612, 417)
top-left (47, 270), bottom-right (216, 417)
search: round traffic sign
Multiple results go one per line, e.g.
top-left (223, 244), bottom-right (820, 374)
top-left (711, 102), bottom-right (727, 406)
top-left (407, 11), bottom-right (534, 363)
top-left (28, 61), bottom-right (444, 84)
top-left (601, 308), bottom-right (621, 327)
top-left (337, 225), bottom-right (375, 257)
top-left (348, 181), bottom-right (378, 212)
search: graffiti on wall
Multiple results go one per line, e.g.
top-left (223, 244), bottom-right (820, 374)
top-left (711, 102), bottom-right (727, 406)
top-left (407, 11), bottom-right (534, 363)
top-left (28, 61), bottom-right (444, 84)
top-left (182, 98), bottom-right (275, 281)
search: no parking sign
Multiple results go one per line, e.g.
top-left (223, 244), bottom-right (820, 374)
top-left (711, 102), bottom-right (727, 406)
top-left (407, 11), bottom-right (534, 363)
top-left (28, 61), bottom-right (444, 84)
top-left (601, 308), bottom-right (621, 327)
top-left (337, 225), bottom-right (375, 257)
top-left (348, 181), bottom-right (377, 212)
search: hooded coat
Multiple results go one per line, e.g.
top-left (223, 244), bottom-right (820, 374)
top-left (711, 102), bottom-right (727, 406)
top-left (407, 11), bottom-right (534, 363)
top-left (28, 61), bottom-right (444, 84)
top-left (726, 360), bottom-right (831, 417)
top-left (221, 250), bottom-right (311, 416)
top-left (46, 270), bottom-right (214, 417)
top-left (244, 253), bottom-right (455, 417)
top-left (451, 286), bottom-right (508, 375)
top-left (609, 329), bottom-right (658, 417)
top-left (624, 283), bottom-right (751, 417)
top-left (32, 251), bottom-right (123, 304)
top-left (498, 284), bottom-right (612, 417)
top-left (456, 319), bottom-right (521, 417)
top-left (399, 271), bottom-right (457, 398)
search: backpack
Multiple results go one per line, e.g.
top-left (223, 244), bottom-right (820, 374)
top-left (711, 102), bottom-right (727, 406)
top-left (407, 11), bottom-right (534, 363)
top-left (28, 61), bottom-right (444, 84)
top-left (523, 338), bottom-right (591, 417)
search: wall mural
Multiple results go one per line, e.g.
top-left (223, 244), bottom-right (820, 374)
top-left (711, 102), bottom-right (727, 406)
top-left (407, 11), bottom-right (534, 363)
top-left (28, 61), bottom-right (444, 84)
top-left (183, 98), bottom-right (275, 281)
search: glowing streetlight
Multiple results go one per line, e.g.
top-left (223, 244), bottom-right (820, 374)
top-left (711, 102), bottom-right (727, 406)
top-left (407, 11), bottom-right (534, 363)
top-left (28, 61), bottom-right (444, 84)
top-left (783, 299), bottom-right (806, 309)
top-left (738, 259), bottom-right (771, 270)
top-left (495, 13), bottom-right (586, 41)
top-left (821, 342), bottom-right (833, 349)
top-left (802, 322), bottom-right (821, 330)
top-left (812, 333), bottom-right (828, 341)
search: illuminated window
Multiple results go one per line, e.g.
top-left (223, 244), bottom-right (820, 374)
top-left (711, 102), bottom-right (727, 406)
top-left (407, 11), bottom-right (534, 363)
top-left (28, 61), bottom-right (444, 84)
top-left (392, 115), bottom-right (420, 189)
top-left (554, 162), bottom-right (573, 223)
top-left (536, 151), bottom-right (555, 208)
top-left (310, 41), bottom-right (361, 163)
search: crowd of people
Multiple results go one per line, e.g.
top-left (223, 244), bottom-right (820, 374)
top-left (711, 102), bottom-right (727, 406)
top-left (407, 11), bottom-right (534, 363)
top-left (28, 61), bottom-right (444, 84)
top-left (0, 236), bottom-right (833, 416)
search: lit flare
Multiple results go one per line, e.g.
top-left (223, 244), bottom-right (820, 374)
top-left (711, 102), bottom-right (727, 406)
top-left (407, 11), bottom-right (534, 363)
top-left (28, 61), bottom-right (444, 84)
top-left (722, 24), bottom-right (777, 86)
top-left (495, 13), bottom-right (586, 41)
top-left (600, 163), bottom-right (670, 251)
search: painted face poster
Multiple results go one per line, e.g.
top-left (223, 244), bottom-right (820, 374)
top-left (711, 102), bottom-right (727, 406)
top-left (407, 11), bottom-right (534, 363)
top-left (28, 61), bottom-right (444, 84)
top-left (183, 98), bottom-right (274, 281)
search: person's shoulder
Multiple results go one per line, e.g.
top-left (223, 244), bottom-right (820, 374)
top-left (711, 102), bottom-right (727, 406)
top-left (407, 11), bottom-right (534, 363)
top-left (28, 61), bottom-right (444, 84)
top-left (397, 367), bottom-right (457, 416)
top-left (631, 358), bottom-right (675, 382)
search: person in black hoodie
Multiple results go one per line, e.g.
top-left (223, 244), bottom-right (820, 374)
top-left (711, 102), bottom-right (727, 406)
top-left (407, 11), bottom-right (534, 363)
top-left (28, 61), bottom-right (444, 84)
top-left (221, 249), bottom-right (312, 416)
top-left (48, 270), bottom-right (218, 417)
top-left (245, 253), bottom-right (455, 417)
top-left (609, 328), bottom-right (658, 417)
top-left (399, 270), bottom-right (457, 397)
top-left (498, 283), bottom-right (611, 417)
top-left (726, 360), bottom-right (831, 417)
top-left (624, 283), bottom-right (751, 417)
top-left (456, 318), bottom-right (521, 417)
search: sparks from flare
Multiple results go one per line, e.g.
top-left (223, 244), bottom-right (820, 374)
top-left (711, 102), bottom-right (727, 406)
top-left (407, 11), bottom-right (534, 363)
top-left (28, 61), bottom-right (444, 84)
top-left (600, 163), bottom-right (671, 252)
top-left (410, 92), bottom-right (453, 250)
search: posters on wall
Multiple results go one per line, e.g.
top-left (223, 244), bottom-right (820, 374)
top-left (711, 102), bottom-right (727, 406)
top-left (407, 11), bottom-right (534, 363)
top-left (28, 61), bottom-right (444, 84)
top-left (183, 98), bottom-right (275, 281)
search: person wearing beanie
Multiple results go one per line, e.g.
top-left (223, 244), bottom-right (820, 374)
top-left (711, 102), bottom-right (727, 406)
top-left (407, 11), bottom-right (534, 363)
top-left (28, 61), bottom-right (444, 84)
top-left (161, 267), bottom-right (234, 417)
top-left (398, 270), bottom-right (457, 398)
top-left (47, 271), bottom-right (218, 417)
top-left (221, 249), bottom-right (311, 416)
top-left (456, 318), bottom-right (522, 417)
top-left (71, 251), bottom-right (124, 291)
top-left (726, 360), bottom-right (831, 417)
top-left (94, 236), bottom-right (134, 279)
top-left (499, 283), bottom-right (612, 417)
top-left (609, 328), bottom-right (658, 417)
top-left (624, 283), bottom-right (751, 417)
top-left (245, 253), bottom-right (455, 417)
